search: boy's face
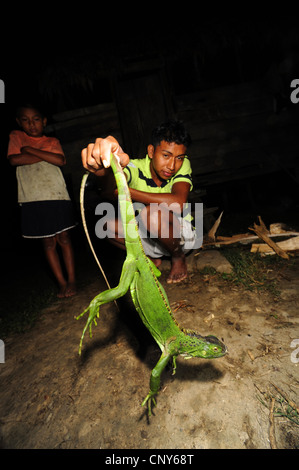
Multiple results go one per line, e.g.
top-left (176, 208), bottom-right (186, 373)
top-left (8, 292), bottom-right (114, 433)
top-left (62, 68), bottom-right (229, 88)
top-left (148, 140), bottom-right (187, 184)
top-left (16, 108), bottom-right (47, 138)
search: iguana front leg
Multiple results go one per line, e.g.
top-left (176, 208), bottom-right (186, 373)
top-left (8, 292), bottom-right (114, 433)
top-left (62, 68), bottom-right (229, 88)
top-left (141, 351), bottom-right (172, 416)
top-left (76, 256), bottom-right (136, 354)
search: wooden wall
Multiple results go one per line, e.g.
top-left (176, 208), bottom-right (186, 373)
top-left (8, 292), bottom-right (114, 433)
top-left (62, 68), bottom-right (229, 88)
top-left (46, 102), bottom-right (122, 205)
top-left (46, 79), bottom-right (299, 206)
top-left (175, 81), bottom-right (299, 189)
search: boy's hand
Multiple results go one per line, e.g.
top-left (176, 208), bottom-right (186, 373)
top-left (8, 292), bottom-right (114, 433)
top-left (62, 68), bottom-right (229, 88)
top-left (82, 136), bottom-right (129, 174)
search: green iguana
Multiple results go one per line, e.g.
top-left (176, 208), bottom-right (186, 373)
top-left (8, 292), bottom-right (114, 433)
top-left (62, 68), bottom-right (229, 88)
top-left (77, 153), bottom-right (227, 415)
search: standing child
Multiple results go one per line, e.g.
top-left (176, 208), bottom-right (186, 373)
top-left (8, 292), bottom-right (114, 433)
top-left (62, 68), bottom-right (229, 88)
top-left (7, 104), bottom-right (77, 298)
top-left (81, 120), bottom-right (198, 283)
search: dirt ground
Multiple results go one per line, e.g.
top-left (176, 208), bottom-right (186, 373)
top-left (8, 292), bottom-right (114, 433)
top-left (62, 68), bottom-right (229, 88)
top-left (1, 247), bottom-right (299, 450)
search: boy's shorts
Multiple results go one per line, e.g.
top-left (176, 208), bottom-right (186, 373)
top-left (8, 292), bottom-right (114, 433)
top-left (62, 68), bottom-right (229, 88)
top-left (138, 217), bottom-right (199, 259)
top-left (20, 200), bottom-right (77, 238)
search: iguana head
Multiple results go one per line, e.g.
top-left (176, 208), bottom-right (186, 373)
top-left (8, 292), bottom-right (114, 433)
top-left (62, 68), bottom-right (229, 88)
top-left (180, 331), bottom-right (227, 359)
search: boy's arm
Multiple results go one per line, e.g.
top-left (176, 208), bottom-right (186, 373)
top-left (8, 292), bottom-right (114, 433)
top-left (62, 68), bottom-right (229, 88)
top-left (129, 182), bottom-right (191, 214)
top-left (8, 151), bottom-right (41, 166)
top-left (22, 146), bottom-right (65, 166)
top-left (8, 147), bottom-right (65, 167)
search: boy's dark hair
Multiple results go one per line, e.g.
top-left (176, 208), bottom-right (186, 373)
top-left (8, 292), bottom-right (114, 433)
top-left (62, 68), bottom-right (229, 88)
top-left (151, 120), bottom-right (191, 149)
top-left (16, 103), bottom-right (45, 119)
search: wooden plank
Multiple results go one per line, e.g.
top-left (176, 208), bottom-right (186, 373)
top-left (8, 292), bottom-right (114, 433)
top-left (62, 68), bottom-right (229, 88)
top-left (53, 117), bottom-right (120, 142)
top-left (190, 145), bottom-right (299, 186)
top-left (46, 103), bottom-right (120, 143)
top-left (176, 81), bottom-right (266, 110)
top-left (51, 102), bottom-right (117, 122)
top-left (192, 165), bottom-right (277, 187)
top-left (176, 91), bottom-right (269, 123)
top-left (182, 107), bottom-right (299, 142)
top-left (188, 128), bottom-right (299, 170)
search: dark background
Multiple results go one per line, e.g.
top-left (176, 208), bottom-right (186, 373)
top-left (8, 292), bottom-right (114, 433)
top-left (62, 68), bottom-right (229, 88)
top-left (1, 11), bottom-right (299, 274)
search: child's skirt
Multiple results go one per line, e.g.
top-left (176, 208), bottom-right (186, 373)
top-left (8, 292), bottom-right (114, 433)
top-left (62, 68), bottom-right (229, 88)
top-left (20, 200), bottom-right (77, 238)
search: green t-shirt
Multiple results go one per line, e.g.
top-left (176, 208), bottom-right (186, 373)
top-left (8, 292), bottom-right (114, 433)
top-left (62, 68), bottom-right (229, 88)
top-left (123, 155), bottom-right (193, 192)
top-left (123, 155), bottom-right (193, 221)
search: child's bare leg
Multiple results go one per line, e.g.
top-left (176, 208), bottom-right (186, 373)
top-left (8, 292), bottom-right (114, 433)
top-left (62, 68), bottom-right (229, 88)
top-left (141, 205), bottom-right (188, 283)
top-left (56, 230), bottom-right (76, 297)
top-left (106, 217), bottom-right (162, 267)
top-left (42, 235), bottom-right (67, 297)
top-left (106, 212), bottom-right (184, 279)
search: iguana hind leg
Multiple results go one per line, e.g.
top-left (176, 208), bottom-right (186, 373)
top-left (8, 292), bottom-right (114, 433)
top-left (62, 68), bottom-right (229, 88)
top-left (77, 257), bottom-right (136, 354)
top-left (141, 351), bottom-right (171, 416)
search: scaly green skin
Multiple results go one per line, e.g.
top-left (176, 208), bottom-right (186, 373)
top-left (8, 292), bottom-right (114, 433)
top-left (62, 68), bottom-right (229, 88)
top-left (77, 154), bottom-right (227, 415)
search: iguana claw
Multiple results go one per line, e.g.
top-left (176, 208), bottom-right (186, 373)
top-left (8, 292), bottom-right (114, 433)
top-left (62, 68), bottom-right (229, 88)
top-left (142, 392), bottom-right (157, 417)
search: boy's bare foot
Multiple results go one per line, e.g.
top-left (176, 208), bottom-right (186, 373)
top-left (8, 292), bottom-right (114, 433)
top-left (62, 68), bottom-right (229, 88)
top-left (166, 256), bottom-right (188, 284)
top-left (57, 282), bottom-right (77, 298)
top-left (57, 283), bottom-right (67, 298)
top-left (65, 282), bottom-right (77, 297)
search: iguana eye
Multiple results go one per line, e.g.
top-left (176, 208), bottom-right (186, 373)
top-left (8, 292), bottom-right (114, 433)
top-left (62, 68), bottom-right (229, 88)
top-left (213, 347), bottom-right (219, 352)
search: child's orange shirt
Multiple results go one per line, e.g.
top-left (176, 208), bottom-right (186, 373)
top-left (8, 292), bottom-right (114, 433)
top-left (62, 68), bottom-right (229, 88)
top-left (7, 130), bottom-right (71, 203)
